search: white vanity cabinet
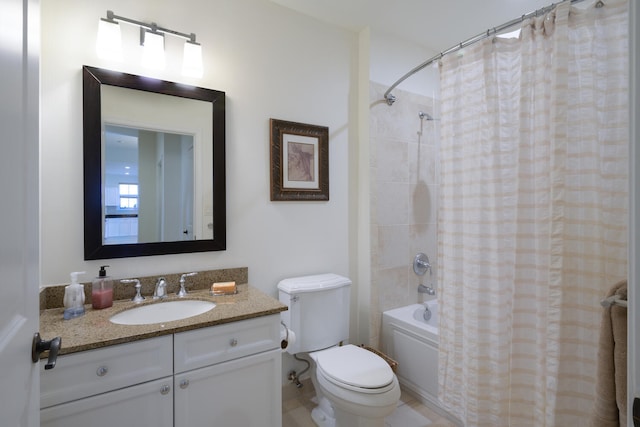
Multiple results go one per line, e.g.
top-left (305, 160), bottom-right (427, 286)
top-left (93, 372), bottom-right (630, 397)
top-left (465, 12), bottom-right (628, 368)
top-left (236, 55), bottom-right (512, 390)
top-left (40, 314), bottom-right (282, 427)
top-left (173, 315), bottom-right (282, 427)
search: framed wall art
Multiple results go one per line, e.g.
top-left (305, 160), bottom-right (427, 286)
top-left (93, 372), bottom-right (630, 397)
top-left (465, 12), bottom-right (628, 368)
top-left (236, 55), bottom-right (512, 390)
top-left (270, 119), bottom-right (329, 201)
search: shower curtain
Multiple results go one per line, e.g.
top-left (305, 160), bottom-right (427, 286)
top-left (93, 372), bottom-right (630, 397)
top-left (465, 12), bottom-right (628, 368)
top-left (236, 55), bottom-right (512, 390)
top-left (436, 1), bottom-right (628, 426)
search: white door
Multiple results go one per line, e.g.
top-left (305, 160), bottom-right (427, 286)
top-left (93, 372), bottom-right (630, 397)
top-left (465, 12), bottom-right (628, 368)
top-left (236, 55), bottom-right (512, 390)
top-left (0, 0), bottom-right (41, 425)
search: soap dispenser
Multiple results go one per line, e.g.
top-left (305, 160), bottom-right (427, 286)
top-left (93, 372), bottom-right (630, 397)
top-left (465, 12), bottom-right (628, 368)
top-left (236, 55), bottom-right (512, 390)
top-left (92, 265), bottom-right (113, 309)
top-left (63, 271), bottom-right (86, 320)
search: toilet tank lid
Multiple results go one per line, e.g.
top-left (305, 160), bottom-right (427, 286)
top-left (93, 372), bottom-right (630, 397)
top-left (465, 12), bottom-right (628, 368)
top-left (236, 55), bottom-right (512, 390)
top-left (277, 273), bottom-right (351, 294)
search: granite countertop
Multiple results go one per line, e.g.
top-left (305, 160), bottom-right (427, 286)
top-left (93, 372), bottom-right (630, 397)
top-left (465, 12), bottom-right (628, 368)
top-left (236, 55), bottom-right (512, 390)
top-left (39, 284), bottom-right (287, 356)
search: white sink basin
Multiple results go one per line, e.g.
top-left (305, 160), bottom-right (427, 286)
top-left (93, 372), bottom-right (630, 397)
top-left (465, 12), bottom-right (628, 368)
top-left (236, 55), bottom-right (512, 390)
top-left (110, 300), bottom-right (216, 325)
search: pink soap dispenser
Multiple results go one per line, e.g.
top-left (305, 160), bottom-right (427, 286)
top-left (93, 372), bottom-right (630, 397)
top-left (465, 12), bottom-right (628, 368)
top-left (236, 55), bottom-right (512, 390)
top-left (92, 265), bottom-right (113, 309)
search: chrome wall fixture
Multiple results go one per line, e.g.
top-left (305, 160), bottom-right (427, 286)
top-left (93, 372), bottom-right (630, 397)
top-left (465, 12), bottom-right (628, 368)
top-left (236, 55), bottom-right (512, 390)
top-left (96, 10), bottom-right (203, 78)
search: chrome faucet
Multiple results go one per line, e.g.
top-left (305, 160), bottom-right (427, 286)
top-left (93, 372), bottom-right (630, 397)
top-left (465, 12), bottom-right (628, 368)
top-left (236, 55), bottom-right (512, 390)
top-left (414, 252), bottom-right (435, 296)
top-left (121, 279), bottom-right (145, 303)
top-left (418, 283), bottom-right (436, 296)
top-left (413, 253), bottom-right (432, 276)
top-left (153, 277), bottom-right (168, 299)
top-left (177, 272), bottom-right (198, 297)
top-left (415, 258), bottom-right (431, 272)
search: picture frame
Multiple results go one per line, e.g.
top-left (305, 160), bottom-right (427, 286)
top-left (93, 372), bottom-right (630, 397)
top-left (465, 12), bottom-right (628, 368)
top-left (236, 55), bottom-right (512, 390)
top-left (270, 119), bottom-right (329, 201)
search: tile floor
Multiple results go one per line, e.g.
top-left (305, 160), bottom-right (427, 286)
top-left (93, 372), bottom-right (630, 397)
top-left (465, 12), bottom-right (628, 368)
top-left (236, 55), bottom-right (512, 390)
top-left (282, 380), bottom-right (458, 427)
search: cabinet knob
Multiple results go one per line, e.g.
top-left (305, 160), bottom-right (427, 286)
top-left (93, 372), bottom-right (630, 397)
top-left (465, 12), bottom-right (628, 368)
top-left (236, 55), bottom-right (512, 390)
top-left (160, 385), bottom-right (171, 395)
top-left (96, 366), bottom-right (108, 377)
top-left (230, 338), bottom-right (238, 347)
top-left (180, 379), bottom-right (189, 389)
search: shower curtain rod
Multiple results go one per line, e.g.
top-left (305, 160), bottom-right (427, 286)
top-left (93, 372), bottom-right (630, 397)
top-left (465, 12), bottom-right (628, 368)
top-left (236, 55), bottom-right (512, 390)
top-left (383, 0), bottom-right (597, 106)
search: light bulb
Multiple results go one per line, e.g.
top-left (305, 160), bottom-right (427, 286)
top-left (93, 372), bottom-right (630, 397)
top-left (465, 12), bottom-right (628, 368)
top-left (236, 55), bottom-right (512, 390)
top-left (182, 41), bottom-right (203, 78)
top-left (141, 30), bottom-right (165, 70)
top-left (96, 19), bottom-right (122, 61)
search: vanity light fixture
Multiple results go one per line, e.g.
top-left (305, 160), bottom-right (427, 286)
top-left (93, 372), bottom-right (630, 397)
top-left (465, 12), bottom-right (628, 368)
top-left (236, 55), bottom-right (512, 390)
top-left (96, 10), bottom-right (203, 77)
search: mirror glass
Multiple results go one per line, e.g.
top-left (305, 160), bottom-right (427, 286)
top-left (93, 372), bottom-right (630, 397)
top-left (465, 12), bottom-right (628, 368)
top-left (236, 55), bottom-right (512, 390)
top-left (104, 124), bottom-right (201, 245)
top-left (83, 66), bottom-right (226, 259)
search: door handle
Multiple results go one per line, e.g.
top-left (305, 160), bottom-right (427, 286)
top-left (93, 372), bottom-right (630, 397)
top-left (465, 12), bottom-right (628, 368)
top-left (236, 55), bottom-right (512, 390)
top-left (32, 332), bottom-right (62, 370)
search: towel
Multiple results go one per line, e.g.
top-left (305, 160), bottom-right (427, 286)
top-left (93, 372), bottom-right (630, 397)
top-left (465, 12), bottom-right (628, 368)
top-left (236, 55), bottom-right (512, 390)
top-left (589, 279), bottom-right (627, 427)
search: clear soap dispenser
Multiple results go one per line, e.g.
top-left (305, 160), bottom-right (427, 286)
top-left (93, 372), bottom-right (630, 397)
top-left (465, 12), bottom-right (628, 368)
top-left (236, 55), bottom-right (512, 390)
top-left (63, 271), bottom-right (86, 320)
top-left (92, 265), bottom-right (113, 309)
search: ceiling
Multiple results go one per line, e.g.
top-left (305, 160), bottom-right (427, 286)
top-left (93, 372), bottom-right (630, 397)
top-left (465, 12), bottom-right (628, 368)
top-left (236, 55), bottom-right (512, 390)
top-left (271, 0), bottom-right (556, 53)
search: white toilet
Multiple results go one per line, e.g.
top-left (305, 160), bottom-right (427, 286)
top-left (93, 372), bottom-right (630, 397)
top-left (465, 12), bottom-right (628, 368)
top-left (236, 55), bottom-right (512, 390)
top-left (278, 274), bottom-right (400, 427)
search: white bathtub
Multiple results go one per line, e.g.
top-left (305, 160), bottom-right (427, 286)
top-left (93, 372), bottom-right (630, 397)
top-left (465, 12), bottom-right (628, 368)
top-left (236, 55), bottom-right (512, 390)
top-left (382, 301), bottom-right (440, 409)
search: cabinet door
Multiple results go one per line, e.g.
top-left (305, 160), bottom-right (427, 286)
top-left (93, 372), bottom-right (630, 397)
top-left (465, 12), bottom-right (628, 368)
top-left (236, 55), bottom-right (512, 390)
top-left (41, 376), bottom-right (173, 427)
top-left (104, 218), bottom-right (113, 238)
top-left (105, 187), bottom-right (119, 206)
top-left (174, 349), bottom-right (281, 427)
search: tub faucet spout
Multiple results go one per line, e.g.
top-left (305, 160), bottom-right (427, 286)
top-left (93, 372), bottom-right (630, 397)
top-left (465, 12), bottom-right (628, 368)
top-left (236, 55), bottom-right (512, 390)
top-left (418, 284), bottom-right (435, 295)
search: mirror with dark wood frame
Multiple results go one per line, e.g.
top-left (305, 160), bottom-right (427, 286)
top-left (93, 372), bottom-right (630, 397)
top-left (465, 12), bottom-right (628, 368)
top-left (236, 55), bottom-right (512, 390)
top-left (83, 65), bottom-right (226, 259)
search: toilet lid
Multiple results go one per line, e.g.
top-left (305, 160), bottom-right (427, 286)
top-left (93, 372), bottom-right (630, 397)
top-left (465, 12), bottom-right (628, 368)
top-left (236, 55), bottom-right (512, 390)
top-left (316, 345), bottom-right (394, 389)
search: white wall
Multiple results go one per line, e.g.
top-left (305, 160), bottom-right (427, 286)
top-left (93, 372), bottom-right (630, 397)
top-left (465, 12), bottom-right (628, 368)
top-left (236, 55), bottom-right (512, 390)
top-left (370, 31), bottom-right (439, 99)
top-left (40, 0), bottom-right (355, 301)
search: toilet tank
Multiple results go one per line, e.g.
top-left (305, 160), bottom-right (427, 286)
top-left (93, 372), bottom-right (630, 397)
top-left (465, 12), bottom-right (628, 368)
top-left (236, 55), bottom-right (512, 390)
top-left (278, 274), bottom-right (352, 354)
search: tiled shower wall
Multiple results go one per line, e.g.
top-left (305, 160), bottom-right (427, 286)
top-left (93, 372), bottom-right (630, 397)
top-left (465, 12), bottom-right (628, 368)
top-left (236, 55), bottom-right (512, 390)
top-left (369, 82), bottom-right (440, 347)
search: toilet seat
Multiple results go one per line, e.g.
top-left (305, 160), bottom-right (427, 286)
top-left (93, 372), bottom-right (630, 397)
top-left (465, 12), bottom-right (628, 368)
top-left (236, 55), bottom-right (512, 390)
top-left (314, 345), bottom-right (395, 394)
